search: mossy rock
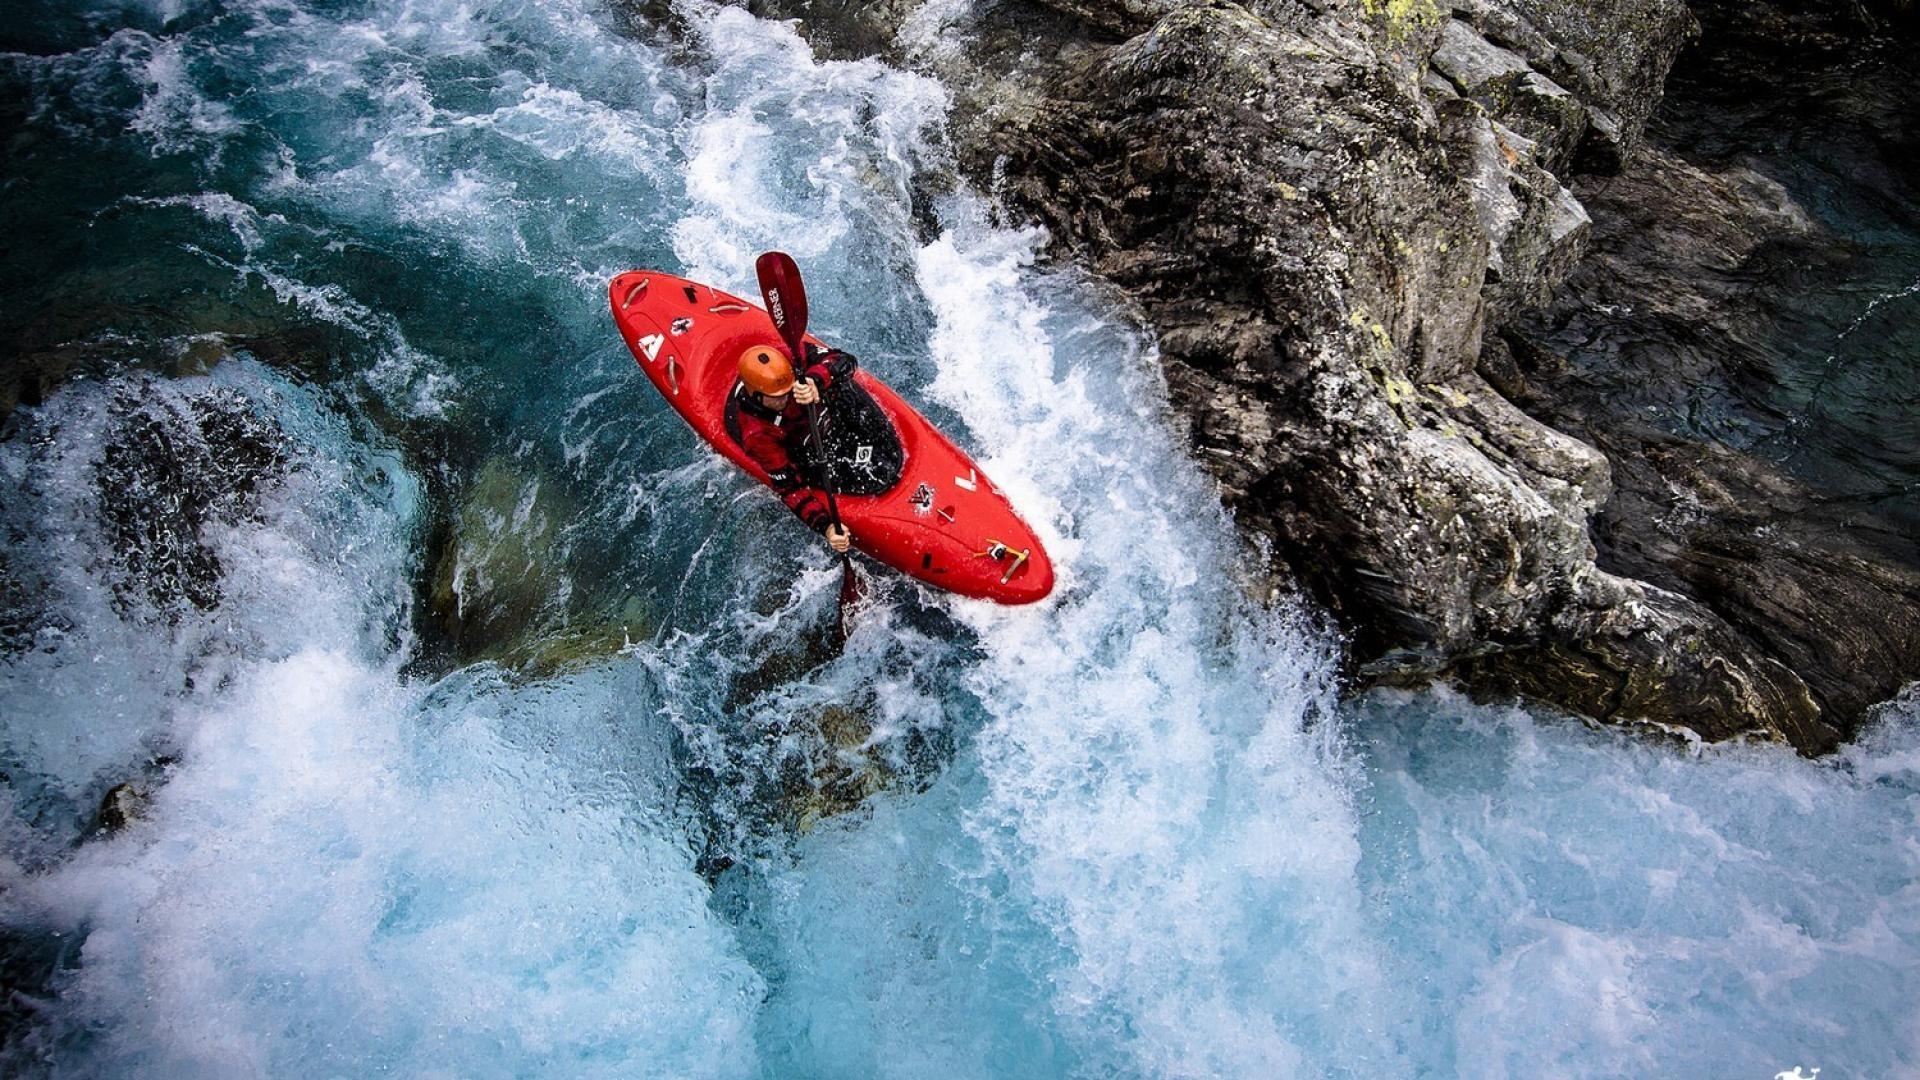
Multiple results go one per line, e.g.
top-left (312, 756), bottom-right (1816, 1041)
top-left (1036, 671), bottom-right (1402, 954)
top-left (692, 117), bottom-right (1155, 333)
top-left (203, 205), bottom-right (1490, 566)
top-left (429, 456), bottom-right (566, 660)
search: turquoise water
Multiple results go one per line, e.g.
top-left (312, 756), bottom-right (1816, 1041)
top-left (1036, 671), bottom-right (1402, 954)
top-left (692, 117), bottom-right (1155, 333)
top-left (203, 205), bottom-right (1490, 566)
top-left (1, 1), bottom-right (1916, 1076)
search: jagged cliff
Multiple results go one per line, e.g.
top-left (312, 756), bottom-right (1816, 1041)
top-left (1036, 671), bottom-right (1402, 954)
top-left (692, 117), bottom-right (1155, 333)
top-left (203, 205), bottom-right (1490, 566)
top-left (729, 0), bottom-right (1920, 753)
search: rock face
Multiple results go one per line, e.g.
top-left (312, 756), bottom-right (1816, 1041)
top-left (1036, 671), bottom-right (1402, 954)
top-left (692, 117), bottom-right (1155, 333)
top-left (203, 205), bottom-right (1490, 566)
top-left (721, 0), bottom-right (1920, 752)
top-left (1496, 0), bottom-right (1920, 736)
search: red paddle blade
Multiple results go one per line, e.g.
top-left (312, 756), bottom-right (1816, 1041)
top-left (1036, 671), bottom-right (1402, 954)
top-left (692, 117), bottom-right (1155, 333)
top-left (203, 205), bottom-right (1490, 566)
top-left (754, 251), bottom-right (809, 362)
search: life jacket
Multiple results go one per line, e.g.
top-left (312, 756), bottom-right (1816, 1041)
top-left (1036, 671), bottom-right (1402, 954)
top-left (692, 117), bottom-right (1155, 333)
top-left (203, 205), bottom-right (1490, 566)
top-left (724, 347), bottom-right (906, 532)
top-left (725, 349), bottom-right (848, 532)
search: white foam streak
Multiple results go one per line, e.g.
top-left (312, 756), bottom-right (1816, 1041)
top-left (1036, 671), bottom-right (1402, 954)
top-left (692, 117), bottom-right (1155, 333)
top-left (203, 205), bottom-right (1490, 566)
top-left (123, 192), bottom-right (284, 250)
top-left (462, 82), bottom-right (675, 182)
top-left (127, 35), bottom-right (242, 160)
top-left (669, 2), bottom-right (947, 287)
top-left (910, 208), bottom-right (1394, 1074)
top-left (180, 240), bottom-right (462, 418)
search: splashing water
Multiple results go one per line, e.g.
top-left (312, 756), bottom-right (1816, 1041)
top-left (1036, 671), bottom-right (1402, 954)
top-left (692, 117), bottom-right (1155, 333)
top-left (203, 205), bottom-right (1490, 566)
top-left (1, 1), bottom-right (1917, 1077)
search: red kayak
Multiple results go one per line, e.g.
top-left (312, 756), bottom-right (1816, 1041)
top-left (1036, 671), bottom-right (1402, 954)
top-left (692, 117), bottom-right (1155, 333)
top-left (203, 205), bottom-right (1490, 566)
top-left (608, 269), bottom-right (1053, 605)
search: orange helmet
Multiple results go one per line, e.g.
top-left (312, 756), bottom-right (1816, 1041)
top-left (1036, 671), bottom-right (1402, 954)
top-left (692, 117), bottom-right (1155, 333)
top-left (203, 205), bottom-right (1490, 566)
top-left (738, 345), bottom-right (795, 395)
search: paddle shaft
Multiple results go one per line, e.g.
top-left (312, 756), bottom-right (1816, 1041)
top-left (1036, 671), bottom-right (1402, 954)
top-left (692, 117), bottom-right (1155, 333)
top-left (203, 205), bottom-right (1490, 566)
top-left (755, 251), bottom-right (848, 550)
top-left (802, 398), bottom-right (844, 538)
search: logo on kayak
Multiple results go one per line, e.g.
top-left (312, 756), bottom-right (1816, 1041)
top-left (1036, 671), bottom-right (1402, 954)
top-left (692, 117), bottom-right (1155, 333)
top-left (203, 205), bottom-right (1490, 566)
top-left (637, 334), bottom-right (664, 362)
top-left (854, 445), bottom-right (873, 466)
top-left (670, 317), bottom-right (694, 336)
top-left (910, 482), bottom-right (935, 515)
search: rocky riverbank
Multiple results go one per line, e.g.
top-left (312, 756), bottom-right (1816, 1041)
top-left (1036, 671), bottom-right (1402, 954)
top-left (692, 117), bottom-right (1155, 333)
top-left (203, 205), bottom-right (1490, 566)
top-left (732, 0), bottom-right (1920, 752)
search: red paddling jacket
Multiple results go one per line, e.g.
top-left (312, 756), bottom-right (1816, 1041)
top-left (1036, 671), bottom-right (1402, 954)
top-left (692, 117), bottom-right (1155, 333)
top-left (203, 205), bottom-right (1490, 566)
top-left (729, 346), bottom-right (857, 533)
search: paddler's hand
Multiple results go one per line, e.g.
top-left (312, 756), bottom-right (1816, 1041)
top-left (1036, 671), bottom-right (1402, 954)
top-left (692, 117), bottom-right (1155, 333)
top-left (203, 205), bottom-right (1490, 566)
top-left (826, 523), bottom-right (851, 554)
top-left (792, 378), bottom-right (821, 406)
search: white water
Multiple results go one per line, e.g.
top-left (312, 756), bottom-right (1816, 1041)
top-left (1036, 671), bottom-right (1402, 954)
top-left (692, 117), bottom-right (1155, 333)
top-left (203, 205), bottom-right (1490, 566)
top-left (1, 1), bottom-right (1917, 1077)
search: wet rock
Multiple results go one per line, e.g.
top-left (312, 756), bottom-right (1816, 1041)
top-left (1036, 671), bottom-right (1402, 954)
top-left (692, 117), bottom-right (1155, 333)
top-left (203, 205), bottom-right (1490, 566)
top-left (95, 782), bottom-right (149, 833)
top-left (1452, 580), bottom-right (1831, 750)
top-left (1595, 434), bottom-right (1920, 734)
top-left (1445, 0), bottom-right (1696, 173)
top-left (787, 703), bottom-right (889, 833)
top-left (1497, 15), bottom-right (1920, 745)
top-left (428, 456), bottom-right (569, 666)
top-left (682, 603), bottom-right (954, 860)
top-left (94, 381), bottom-right (291, 621)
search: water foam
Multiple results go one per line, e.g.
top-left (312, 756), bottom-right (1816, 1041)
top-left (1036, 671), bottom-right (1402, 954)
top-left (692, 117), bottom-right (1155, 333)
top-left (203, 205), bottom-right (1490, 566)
top-left (127, 33), bottom-right (241, 161)
top-left (911, 211), bottom-right (1398, 1077)
top-left (1, 365), bottom-right (762, 1077)
top-left (1357, 688), bottom-right (1920, 1077)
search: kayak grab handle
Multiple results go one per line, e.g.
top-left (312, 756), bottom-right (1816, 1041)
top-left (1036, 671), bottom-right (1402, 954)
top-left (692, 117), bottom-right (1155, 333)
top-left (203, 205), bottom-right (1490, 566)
top-left (621, 278), bottom-right (649, 309)
top-left (977, 540), bottom-right (1030, 584)
top-left (666, 357), bottom-right (682, 395)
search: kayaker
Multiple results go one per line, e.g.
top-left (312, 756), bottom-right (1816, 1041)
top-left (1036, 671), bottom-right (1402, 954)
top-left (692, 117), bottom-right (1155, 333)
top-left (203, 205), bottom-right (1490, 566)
top-left (734, 343), bottom-right (856, 554)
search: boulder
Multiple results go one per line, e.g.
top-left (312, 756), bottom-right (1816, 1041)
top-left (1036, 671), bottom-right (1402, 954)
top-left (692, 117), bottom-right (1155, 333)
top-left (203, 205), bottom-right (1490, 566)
top-left (95, 782), bottom-right (150, 833)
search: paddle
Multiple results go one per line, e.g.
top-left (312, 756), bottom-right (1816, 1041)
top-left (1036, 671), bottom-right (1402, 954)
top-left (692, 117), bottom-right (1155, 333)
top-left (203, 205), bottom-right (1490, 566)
top-left (754, 250), bottom-right (864, 639)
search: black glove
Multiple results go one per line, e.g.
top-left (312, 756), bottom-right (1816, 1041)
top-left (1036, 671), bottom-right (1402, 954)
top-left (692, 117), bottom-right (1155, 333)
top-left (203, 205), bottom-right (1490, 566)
top-left (803, 344), bottom-right (858, 384)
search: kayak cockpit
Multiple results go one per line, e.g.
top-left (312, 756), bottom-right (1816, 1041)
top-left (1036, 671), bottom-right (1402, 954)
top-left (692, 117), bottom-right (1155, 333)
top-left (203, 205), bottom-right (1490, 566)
top-left (721, 374), bottom-right (906, 496)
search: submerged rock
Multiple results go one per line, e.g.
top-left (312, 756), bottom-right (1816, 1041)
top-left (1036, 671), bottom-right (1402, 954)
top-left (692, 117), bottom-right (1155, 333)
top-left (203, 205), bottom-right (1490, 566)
top-left (723, 607), bottom-right (897, 832)
top-left (426, 455), bottom-right (652, 677)
top-left (429, 456), bottom-right (568, 663)
top-left (787, 703), bottom-right (890, 833)
top-left (0, 551), bottom-right (67, 659)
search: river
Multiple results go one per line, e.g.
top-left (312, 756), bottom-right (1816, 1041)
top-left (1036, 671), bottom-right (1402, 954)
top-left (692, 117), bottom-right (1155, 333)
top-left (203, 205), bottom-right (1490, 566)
top-left (1, 1), bottom-right (1916, 1075)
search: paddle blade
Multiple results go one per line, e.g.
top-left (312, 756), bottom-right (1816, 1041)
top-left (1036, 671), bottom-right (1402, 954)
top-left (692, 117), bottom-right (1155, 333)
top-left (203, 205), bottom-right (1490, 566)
top-left (835, 557), bottom-right (866, 643)
top-left (754, 250), bottom-right (809, 362)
